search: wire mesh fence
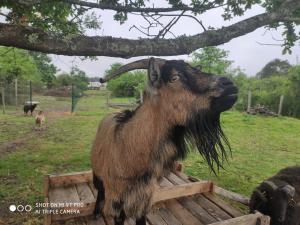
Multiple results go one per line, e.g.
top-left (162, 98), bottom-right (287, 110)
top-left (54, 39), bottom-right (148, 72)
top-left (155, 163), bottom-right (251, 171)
top-left (0, 79), bottom-right (84, 114)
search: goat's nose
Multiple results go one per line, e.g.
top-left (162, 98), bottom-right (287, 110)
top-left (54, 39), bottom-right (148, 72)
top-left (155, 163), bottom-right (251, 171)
top-left (217, 76), bottom-right (234, 87)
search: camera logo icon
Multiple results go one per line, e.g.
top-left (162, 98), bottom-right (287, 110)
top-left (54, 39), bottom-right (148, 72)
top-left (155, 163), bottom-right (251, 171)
top-left (9, 204), bottom-right (32, 212)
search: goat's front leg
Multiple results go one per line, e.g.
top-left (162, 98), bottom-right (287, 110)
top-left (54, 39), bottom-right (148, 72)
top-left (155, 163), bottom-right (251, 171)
top-left (136, 215), bottom-right (146, 225)
top-left (114, 210), bottom-right (126, 225)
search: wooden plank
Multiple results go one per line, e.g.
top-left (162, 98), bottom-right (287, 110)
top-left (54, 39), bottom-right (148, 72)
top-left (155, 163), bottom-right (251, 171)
top-left (49, 185), bottom-right (80, 204)
top-left (49, 171), bottom-right (93, 187)
top-left (214, 186), bottom-right (249, 206)
top-left (76, 183), bottom-right (95, 204)
top-left (174, 171), bottom-right (244, 218)
top-left (177, 197), bottom-right (217, 224)
top-left (209, 212), bottom-right (270, 225)
top-left (88, 182), bottom-right (98, 198)
top-left (203, 193), bottom-right (243, 218)
top-left (85, 216), bottom-right (106, 225)
top-left (147, 212), bottom-right (168, 225)
top-left (44, 197), bottom-right (52, 225)
top-left (157, 206), bottom-right (183, 225)
top-left (170, 172), bottom-right (232, 220)
top-left (175, 171), bottom-right (249, 206)
top-left (164, 199), bottom-right (203, 225)
top-left (167, 173), bottom-right (217, 224)
top-left (153, 181), bottom-right (213, 203)
top-left (194, 194), bottom-right (232, 221)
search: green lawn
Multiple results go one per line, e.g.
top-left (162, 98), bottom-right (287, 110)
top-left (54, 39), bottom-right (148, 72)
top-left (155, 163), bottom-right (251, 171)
top-left (0, 90), bottom-right (299, 224)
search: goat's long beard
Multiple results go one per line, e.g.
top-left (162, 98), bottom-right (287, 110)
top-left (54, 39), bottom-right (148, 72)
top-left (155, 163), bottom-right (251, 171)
top-left (185, 111), bottom-right (231, 174)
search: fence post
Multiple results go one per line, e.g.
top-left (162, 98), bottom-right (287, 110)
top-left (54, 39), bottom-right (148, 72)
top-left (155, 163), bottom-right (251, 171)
top-left (278, 95), bottom-right (284, 116)
top-left (106, 91), bottom-right (110, 107)
top-left (1, 84), bottom-right (5, 114)
top-left (140, 90), bottom-right (143, 103)
top-left (29, 80), bottom-right (32, 103)
top-left (15, 78), bottom-right (18, 109)
top-left (71, 83), bottom-right (75, 113)
top-left (247, 90), bottom-right (252, 112)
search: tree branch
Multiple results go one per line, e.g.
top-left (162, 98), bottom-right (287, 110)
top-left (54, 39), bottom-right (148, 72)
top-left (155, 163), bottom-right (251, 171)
top-left (16, 0), bottom-right (222, 14)
top-left (0, 8), bottom-right (298, 58)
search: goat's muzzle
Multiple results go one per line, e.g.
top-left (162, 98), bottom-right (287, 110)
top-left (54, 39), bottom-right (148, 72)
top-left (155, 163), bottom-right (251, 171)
top-left (211, 76), bottom-right (238, 112)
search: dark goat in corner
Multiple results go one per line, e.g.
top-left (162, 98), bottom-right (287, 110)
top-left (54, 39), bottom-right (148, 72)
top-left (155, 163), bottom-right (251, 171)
top-left (250, 166), bottom-right (300, 225)
top-left (23, 103), bottom-right (37, 116)
top-left (91, 58), bottom-right (238, 225)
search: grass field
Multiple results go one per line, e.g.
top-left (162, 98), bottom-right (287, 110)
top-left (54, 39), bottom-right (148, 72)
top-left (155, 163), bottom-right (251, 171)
top-left (0, 90), bottom-right (299, 224)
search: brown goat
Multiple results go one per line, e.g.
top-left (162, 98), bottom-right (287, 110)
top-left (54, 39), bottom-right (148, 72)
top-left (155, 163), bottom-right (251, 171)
top-left (91, 58), bottom-right (238, 225)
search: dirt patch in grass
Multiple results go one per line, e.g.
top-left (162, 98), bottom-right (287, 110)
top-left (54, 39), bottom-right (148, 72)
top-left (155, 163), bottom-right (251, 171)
top-left (0, 138), bottom-right (28, 158)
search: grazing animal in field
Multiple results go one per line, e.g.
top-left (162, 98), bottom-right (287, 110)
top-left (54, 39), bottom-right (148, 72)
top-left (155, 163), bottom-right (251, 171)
top-left (23, 103), bottom-right (37, 116)
top-left (250, 166), bottom-right (300, 225)
top-left (91, 58), bottom-right (238, 225)
top-left (35, 111), bottom-right (45, 127)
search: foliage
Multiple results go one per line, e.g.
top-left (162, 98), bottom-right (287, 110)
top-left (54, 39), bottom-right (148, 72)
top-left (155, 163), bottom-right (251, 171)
top-left (256, 59), bottom-right (292, 79)
top-left (287, 65), bottom-right (300, 117)
top-left (106, 63), bottom-right (146, 98)
top-left (29, 52), bottom-right (58, 88)
top-left (1, 1), bottom-right (101, 36)
top-left (0, 47), bottom-right (40, 83)
top-left (191, 47), bottom-right (232, 75)
top-left (0, 1), bottom-right (299, 54)
top-left (232, 64), bottom-right (300, 118)
top-left (70, 66), bottom-right (89, 91)
top-left (55, 67), bottom-right (89, 91)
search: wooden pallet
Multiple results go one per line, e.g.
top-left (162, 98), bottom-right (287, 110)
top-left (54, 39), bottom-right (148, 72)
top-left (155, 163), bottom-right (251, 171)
top-left (44, 171), bottom-right (269, 225)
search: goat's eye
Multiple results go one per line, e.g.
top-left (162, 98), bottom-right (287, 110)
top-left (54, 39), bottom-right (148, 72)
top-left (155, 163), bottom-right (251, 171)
top-left (170, 75), bottom-right (180, 83)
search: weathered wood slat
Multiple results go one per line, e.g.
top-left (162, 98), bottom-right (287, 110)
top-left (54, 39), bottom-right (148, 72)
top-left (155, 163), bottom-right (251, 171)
top-left (166, 173), bottom-right (217, 224)
top-left (85, 216), bottom-right (106, 225)
top-left (214, 186), bottom-right (249, 206)
top-left (203, 193), bottom-right (243, 218)
top-left (194, 194), bottom-right (232, 221)
top-left (209, 212), bottom-right (270, 225)
top-left (147, 212), bottom-right (168, 225)
top-left (49, 185), bottom-right (80, 204)
top-left (88, 182), bottom-right (98, 198)
top-left (173, 171), bottom-right (244, 218)
top-left (157, 206), bottom-right (183, 225)
top-left (153, 181), bottom-right (213, 203)
top-left (164, 199), bottom-right (203, 225)
top-left (76, 183), bottom-right (95, 204)
top-left (49, 171), bottom-right (92, 187)
top-left (168, 172), bottom-right (232, 221)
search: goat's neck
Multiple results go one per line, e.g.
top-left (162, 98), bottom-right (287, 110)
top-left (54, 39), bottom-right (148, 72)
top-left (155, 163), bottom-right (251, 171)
top-left (121, 99), bottom-right (176, 151)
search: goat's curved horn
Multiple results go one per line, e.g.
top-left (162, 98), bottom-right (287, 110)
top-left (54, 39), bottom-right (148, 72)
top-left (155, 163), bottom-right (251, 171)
top-left (99, 58), bottom-right (166, 83)
top-left (263, 180), bottom-right (278, 191)
top-left (282, 185), bottom-right (295, 197)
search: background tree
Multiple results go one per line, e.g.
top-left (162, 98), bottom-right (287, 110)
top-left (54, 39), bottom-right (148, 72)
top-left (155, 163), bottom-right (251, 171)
top-left (29, 52), bottom-right (58, 88)
top-left (106, 63), bottom-right (146, 97)
top-left (0, 47), bottom-right (40, 83)
top-left (191, 47), bottom-right (232, 75)
top-left (256, 59), bottom-right (292, 79)
top-left (70, 66), bottom-right (89, 90)
top-left (0, 0), bottom-right (299, 57)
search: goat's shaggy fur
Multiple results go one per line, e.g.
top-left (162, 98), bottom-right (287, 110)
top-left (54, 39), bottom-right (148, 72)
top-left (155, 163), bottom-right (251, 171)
top-left (35, 111), bottom-right (45, 127)
top-left (250, 166), bottom-right (300, 225)
top-left (91, 59), bottom-right (237, 224)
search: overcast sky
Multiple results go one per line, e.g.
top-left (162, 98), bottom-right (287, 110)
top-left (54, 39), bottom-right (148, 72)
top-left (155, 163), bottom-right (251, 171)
top-left (50, 3), bottom-right (300, 77)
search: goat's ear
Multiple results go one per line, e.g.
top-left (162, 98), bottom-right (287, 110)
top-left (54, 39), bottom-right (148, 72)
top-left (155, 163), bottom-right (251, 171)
top-left (148, 57), bottom-right (162, 88)
top-left (282, 185), bottom-right (295, 197)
